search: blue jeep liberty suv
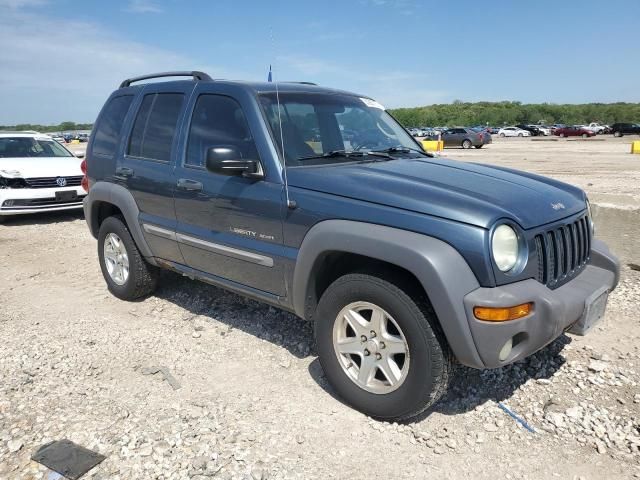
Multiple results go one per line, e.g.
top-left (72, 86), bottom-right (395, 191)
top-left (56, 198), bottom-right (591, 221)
top-left (83, 71), bottom-right (620, 420)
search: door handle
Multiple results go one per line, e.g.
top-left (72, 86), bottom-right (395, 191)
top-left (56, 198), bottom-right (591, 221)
top-left (115, 167), bottom-right (134, 178)
top-left (176, 178), bottom-right (203, 192)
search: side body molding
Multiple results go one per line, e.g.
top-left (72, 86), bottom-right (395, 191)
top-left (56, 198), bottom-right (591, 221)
top-left (292, 220), bottom-right (484, 367)
top-left (83, 181), bottom-right (155, 260)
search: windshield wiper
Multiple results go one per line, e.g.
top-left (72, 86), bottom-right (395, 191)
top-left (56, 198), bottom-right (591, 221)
top-left (297, 149), bottom-right (392, 162)
top-left (372, 146), bottom-right (434, 157)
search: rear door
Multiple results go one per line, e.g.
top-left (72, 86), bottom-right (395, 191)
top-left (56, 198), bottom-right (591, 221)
top-left (116, 83), bottom-right (194, 263)
top-left (441, 129), bottom-right (456, 146)
top-left (173, 87), bottom-right (286, 295)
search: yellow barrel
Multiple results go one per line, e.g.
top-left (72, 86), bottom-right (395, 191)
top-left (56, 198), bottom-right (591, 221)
top-left (421, 140), bottom-right (444, 152)
top-left (631, 141), bottom-right (640, 154)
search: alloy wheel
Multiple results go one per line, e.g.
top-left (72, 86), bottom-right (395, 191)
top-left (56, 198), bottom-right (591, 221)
top-left (103, 232), bottom-right (129, 286)
top-left (332, 301), bottom-right (410, 394)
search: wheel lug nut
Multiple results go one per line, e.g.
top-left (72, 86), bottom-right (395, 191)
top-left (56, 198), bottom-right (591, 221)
top-left (363, 349), bottom-right (370, 356)
top-left (375, 353), bottom-right (382, 360)
top-left (360, 335), bottom-right (367, 342)
top-left (380, 342), bottom-right (386, 349)
top-left (370, 331), bottom-right (376, 338)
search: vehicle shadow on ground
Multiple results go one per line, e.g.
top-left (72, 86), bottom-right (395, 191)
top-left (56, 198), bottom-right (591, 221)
top-left (308, 335), bottom-right (571, 423)
top-left (154, 271), bottom-right (570, 420)
top-left (154, 271), bottom-right (314, 359)
top-left (430, 335), bottom-right (570, 416)
top-left (0, 210), bottom-right (84, 227)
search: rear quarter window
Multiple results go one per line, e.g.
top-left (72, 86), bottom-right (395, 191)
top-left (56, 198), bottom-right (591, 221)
top-left (92, 95), bottom-right (134, 157)
top-left (128, 93), bottom-right (184, 162)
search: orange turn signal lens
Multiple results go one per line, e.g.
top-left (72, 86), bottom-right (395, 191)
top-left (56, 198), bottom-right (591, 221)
top-left (473, 302), bottom-right (533, 322)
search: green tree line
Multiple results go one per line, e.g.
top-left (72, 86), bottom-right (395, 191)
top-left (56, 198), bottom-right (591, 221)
top-left (0, 121), bottom-right (93, 133)
top-left (389, 101), bottom-right (640, 127)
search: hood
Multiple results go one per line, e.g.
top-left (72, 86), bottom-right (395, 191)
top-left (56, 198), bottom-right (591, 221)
top-left (0, 156), bottom-right (82, 178)
top-left (287, 157), bottom-right (586, 229)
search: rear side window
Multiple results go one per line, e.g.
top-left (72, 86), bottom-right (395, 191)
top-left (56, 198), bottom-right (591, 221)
top-left (92, 95), bottom-right (133, 156)
top-left (128, 93), bottom-right (184, 162)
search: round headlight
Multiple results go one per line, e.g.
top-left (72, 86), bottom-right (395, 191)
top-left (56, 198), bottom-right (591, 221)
top-left (492, 224), bottom-right (519, 272)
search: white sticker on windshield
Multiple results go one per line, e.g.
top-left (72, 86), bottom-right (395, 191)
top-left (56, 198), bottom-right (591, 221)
top-left (360, 97), bottom-right (385, 110)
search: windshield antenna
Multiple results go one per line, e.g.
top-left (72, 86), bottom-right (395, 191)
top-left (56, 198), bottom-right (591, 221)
top-left (270, 28), bottom-right (296, 209)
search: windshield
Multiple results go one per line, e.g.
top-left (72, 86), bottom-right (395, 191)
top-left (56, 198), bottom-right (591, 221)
top-left (0, 137), bottom-right (73, 158)
top-left (259, 93), bottom-right (420, 166)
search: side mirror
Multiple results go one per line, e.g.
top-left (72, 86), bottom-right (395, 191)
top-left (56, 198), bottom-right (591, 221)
top-left (75, 151), bottom-right (85, 158)
top-left (205, 146), bottom-right (263, 179)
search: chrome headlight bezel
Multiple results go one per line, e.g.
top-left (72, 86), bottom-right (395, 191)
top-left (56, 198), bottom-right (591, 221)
top-left (585, 198), bottom-right (595, 236)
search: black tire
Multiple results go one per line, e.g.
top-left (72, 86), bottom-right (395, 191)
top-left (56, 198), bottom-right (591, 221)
top-left (499, 133), bottom-right (505, 138)
top-left (98, 215), bottom-right (158, 300)
top-left (474, 145), bottom-right (483, 149)
top-left (613, 131), bottom-right (622, 137)
top-left (582, 133), bottom-right (588, 138)
top-left (462, 139), bottom-right (472, 149)
top-left (314, 273), bottom-right (452, 421)
top-left (518, 132), bottom-right (523, 137)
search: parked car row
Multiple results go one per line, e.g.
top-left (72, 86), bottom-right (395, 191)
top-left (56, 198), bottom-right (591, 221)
top-left (409, 122), bottom-right (640, 139)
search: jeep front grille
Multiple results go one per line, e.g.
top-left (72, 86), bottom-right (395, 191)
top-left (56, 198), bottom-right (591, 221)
top-left (534, 215), bottom-right (591, 289)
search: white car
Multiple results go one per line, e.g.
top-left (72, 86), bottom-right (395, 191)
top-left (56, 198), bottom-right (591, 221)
top-left (0, 132), bottom-right (86, 222)
top-left (530, 125), bottom-right (551, 136)
top-left (498, 127), bottom-right (531, 137)
top-left (585, 123), bottom-right (608, 134)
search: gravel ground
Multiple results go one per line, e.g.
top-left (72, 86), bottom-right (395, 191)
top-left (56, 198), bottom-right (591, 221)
top-left (1, 138), bottom-right (640, 479)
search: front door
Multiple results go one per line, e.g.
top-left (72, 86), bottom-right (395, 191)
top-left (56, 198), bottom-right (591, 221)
top-left (116, 84), bottom-right (194, 263)
top-left (173, 91), bottom-right (286, 296)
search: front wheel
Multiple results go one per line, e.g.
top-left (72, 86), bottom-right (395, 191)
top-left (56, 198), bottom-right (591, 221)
top-left (560, 133), bottom-right (565, 137)
top-left (613, 131), bottom-right (622, 137)
top-left (582, 133), bottom-right (588, 138)
top-left (315, 273), bottom-right (452, 421)
top-left (518, 133), bottom-right (523, 137)
top-left (98, 216), bottom-right (158, 300)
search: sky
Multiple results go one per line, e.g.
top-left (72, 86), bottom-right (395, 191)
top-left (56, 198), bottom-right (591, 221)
top-left (1, 0), bottom-right (639, 124)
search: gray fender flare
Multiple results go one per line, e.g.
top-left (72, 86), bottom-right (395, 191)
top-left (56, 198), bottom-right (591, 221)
top-left (83, 181), bottom-right (154, 259)
top-left (292, 220), bottom-right (484, 367)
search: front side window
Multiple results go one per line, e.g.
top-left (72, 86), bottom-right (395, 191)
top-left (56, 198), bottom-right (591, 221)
top-left (128, 93), bottom-right (184, 162)
top-left (0, 137), bottom-right (73, 158)
top-left (92, 95), bottom-right (133, 156)
top-left (186, 94), bottom-right (258, 168)
top-left (259, 93), bottom-right (418, 167)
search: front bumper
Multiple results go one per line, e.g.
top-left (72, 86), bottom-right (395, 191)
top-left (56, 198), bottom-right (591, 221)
top-left (461, 239), bottom-right (619, 368)
top-left (0, 187), bottom-right (85, 216)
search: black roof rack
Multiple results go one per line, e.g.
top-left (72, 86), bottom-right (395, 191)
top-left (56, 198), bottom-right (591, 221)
top-left (284, 81), bottom-right (318, 86)
top-left (119, 71), bottom-right (212, 88)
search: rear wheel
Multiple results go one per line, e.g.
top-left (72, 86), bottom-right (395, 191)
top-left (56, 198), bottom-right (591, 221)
top-left (474, 145), bottom-right (483, 149)
top-left (462, 139), bottom-right (472, 149)
top-left (315, 273), bottom-right (452, 421)
top-left (499, 133), bottom-right (505, 137)
top-left (98, 216), bottom-right (158, 300)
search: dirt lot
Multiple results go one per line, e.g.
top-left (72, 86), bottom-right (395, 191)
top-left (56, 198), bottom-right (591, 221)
top-left (1, 137), bottom-right (639, 479)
